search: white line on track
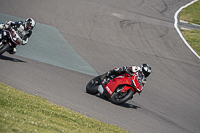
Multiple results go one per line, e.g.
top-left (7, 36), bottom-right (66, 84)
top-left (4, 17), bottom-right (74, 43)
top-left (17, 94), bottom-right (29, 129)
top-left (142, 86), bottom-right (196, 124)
top-left (174, 0), bottom-right (200, 59)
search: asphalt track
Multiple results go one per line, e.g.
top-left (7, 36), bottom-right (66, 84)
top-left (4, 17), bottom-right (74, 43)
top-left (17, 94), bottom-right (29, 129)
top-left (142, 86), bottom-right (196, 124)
top-left (0, 0), bottom-right (200, 133)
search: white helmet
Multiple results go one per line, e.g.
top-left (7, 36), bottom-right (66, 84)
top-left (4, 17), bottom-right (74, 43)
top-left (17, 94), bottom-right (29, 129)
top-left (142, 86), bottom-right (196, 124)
top-left (141, 63), bottom-right (151, 77)
top-left (25, 18), bottom-right (36, 30)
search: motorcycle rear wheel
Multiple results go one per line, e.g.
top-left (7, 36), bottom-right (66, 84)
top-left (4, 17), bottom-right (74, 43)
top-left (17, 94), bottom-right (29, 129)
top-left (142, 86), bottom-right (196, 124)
top-left (111, 89), bottom-right (134, 105)
top-left (0, 43), bottom-right (10, 55)
top-left (86, 76), bottom-right (101, 95)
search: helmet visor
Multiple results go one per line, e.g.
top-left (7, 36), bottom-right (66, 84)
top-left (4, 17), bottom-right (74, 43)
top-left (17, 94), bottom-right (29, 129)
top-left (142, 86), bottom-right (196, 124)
top-left (143, 71), bottom-right (150, 78)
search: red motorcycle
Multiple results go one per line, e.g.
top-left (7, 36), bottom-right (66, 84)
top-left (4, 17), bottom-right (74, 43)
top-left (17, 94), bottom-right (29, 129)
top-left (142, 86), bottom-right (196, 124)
top-left (0, 28), bottom-right (22, 55)
top-left (86, 71), bottom-right (144, 105)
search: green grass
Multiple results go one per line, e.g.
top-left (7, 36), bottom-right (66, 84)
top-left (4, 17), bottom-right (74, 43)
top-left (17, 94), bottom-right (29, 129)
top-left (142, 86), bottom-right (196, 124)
top-left (179, 1), bottom-right (200, 25)
top-left (179, 1), bottom-right (200, 56)
top-left (181, 30), bottom-right (200, 56)
top-left (0, 83), bottom-right (130, 133)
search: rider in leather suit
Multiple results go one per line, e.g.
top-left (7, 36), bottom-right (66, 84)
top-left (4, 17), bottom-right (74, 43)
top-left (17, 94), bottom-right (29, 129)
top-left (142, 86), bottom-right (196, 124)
top-left (101, 63), bottom-right (152, 86)
top-left (0, 18), bottom-right (36, 54)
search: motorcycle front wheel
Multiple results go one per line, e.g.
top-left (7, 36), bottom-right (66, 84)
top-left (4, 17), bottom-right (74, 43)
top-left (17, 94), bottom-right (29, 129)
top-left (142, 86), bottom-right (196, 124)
top-left (111, 89), bottom-right (134, 105)
top-left (86, 76), bottom-right (101, 95)
top-left (0, 43), bottom-right (10, 55)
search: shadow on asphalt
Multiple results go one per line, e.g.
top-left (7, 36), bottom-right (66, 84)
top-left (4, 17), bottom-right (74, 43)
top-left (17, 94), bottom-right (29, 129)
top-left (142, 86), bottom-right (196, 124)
top-left (119, 102), bottom-right (141, 109)
top-left (0, 55), bottom-right (27, 63)
top-left (94, 94), bottom-right (140, 109)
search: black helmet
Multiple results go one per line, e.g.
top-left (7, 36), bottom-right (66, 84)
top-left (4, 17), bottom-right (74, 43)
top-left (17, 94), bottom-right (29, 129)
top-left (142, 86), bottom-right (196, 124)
top-left (25, 18), bottom-right (36, 30)
top-left (141, 63), bottom-right (151, 77)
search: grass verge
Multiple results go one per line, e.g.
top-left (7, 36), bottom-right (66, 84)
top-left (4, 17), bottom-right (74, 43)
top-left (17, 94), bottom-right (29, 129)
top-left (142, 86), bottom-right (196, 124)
top-left (181, 29), bottom-right (200, 56)
top-left (179, 0), bottom-right (200, 56)
top-left (179, 0), bottom-right (200, 24)
top-left (0, 82), bottom-right (129, 133)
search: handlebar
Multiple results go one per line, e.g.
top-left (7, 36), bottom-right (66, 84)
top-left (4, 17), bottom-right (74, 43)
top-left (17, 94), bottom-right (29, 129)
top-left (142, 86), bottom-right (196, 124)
top-left (125, 70), bottom-right (133, 77)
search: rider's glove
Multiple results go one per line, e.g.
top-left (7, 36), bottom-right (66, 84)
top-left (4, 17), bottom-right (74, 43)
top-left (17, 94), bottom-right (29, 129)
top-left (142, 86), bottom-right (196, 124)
top-left (141, 78), bottom-right (147, 84)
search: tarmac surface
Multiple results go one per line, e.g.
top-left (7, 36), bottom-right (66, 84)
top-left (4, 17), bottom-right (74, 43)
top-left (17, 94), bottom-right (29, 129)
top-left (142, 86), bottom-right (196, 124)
top-left (0, 0), bottom-right (200, 133)
top-left (179, 20), bottom-right (200, 30)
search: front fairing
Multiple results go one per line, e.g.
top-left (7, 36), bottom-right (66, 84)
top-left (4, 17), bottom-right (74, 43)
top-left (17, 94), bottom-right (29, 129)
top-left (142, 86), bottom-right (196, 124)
top-left (10, 29), bottom-right (23, 45)
top-left (102, 72), bottom-right (144, 97)
top-left (104, 74), bottom-right (133, 95)
top-left (133, 72), bottom-right (144, 92)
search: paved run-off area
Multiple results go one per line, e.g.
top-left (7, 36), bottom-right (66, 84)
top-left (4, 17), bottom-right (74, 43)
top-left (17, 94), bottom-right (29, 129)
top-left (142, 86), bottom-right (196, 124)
top-left (0, 13), bottom-right (98, 76)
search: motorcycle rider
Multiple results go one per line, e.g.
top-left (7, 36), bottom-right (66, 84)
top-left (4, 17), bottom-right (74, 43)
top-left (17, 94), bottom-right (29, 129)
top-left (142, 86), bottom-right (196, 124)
top-left (101, 63), bottom-right (151, 86)
top-left (0, 18), bottom-right (36, 54)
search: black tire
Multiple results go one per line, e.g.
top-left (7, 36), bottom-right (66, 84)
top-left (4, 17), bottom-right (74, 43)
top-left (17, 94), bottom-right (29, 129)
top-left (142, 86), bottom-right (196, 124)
top-left (86, 76), bottom-right (101, 95)
top-left (111, 88), bottom-right (134, 105)
top-left (0, 43), bottom-right (10, 55)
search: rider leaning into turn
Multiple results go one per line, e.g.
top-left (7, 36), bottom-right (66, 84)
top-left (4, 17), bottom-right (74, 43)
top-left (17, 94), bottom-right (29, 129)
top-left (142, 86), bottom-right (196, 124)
top-left (0, 18), bottom-right (36, 54)
top-left (101, 63), bottom-right (152, 86)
